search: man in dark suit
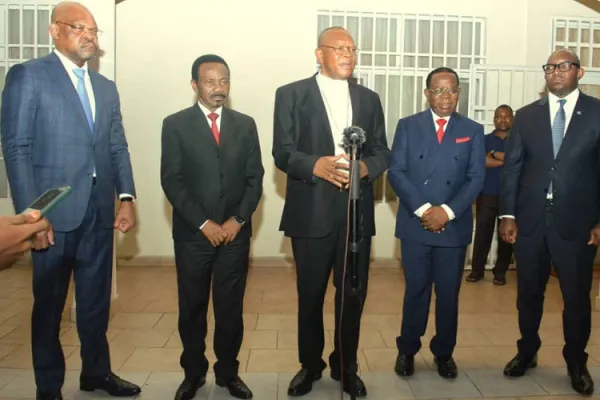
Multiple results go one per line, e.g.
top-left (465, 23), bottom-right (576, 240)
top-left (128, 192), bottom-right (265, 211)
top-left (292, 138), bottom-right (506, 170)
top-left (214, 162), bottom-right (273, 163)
top-left (388, 67), bottom-right (485, 379)
top-left (273, 27), bottom-right (390, 398)
top-left (499, 48), bottom-right (599, 396)
top-left (161, 54), bottom-right (263, 400)
top-left (0, 2), bottom-right (139, 399)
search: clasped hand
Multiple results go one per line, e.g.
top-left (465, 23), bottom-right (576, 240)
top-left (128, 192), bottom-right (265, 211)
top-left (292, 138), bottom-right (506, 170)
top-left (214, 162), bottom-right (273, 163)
top-left (313, 155), bottom-right (368, 188)
top-left (420, 206), bottom-right (449, 233)
top-left (201, 218), bottom-right (242, 247)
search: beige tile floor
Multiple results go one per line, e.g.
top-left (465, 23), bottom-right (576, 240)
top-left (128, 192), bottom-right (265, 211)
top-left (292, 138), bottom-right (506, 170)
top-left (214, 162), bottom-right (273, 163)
top-left (0, 264), bottom-right (597, 399)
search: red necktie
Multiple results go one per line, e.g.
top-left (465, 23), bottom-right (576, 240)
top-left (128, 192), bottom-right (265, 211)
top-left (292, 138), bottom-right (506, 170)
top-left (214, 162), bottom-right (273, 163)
top-left (436, 118), bottom-right (447, 144)
top-left (208, 112), bottom-right (220, 144)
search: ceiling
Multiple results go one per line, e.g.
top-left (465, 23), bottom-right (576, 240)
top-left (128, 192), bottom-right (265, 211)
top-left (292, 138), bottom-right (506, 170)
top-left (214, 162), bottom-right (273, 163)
top-left (576, 0), bottom-right (600, 13)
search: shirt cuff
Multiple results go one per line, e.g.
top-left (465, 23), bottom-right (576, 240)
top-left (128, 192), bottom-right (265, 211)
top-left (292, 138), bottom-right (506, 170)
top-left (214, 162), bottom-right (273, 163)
top-left (441, 204), bottom-right (455, 221)
top-left (199, 220), bottom-right (208, 230)
top-left (119, 193), bottom-right (135, 201)
top-left (499, 215), bottom-right (515, 219)
top-left (414, 203), bottom-right (432, 217)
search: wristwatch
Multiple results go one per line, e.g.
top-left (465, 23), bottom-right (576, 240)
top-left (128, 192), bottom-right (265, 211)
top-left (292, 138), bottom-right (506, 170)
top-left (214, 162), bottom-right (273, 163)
top-left (234, 216), bottom-right (246, 226)
top-left (489, 150), bottom-right (497, 159)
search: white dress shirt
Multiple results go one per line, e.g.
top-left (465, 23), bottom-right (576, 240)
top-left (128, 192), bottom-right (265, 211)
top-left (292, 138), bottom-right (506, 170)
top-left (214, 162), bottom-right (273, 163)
top-left (54, 49), bottom-right (96, 121)
top-left (197, 102), bottom-right (223, 230)
top-left (54, 50), bottom-right (134, 201)
top-left (316, 71), bottom-right (352, 156)
top-left (198, 102), bottom-right (223, 131)
top-left (413, 110), bottom-right (456, 221)
top-left (500, 88), bottom-right (580, 219)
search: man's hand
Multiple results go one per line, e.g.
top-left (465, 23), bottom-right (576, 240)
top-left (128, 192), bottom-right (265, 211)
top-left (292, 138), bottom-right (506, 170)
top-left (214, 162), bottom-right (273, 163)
top-left (31, 213), bottom-right (54, 251)
top-left (222, 217), bottom-right (242, 245)
top-left (421, 206), bottom-right (449, 232)
top-left (114, 202), bottom-right (136, 233)
top-left (337, 156), bottom-right (369, 189)
top-left (201, 220), bottom-right (227, 247)
top-left (588, 224), bottom-right (600, 246)
top-left (0, 211), bottom-right (51, 268)
top-left (499, 218), bottom-right (518, 244)
top-left (313, 155), bottom-right (350, 188)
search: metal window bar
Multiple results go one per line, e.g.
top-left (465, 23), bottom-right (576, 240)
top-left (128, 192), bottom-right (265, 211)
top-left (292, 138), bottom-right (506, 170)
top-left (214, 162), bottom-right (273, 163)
top-left (317, 10), bottom-right (487, 203)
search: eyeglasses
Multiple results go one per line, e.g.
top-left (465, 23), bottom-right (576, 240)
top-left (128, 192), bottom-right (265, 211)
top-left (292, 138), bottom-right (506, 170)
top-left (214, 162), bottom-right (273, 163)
top-left (542, 61), bottom-right (579, 74)
top-left (320, 45), bottom-right (358, 55)
top-left (56, 21), bottom-right (103, 36)
top-left (428, 87), bottom-right (460, 97)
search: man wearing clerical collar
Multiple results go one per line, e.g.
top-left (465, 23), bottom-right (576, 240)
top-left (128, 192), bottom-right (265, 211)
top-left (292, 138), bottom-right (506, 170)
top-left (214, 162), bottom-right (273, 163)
top-left (272, 26), bottom-right (390, 398)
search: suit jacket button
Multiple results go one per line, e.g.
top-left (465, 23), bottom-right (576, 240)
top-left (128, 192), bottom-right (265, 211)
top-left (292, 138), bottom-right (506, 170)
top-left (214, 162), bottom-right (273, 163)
top-left (419, 155), bottom-right (424, 159)
top-left (446, 181), bottom-right (451, 184)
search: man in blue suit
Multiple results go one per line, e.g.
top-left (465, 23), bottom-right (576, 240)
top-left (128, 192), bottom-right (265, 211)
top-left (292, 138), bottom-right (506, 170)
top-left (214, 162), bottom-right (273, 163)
top-left (1, 2), bottom-right (140, 399)
top-left (388, 67), bottom-right (485, 379)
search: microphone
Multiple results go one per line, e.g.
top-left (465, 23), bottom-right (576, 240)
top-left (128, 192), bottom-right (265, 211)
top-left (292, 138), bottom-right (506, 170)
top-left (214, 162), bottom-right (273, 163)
top-left (339, 126), bottom-right (366, 201)
top-left (341, 126), bottom-right (366, 149)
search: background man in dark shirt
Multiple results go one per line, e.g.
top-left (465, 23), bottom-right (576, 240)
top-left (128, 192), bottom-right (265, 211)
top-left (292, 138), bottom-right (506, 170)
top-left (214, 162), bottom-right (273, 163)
top-left (466, 105), bottom-right (514, 285)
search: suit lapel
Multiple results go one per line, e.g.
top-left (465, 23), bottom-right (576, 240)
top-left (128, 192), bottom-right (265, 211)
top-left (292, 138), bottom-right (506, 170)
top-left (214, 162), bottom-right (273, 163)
top-left (190, 104), bottom-right (218, 150)
top-left (555, 93), bottom-right (588, 162)
top-left (420, 110), bottom-right (440, 167)
top-left (308, 76), bottom-right (335, 153)
top-left (349, 82), bottom-right (361, 127)
top-left (219, 108), bottom-right (236, 149)
top-left (89, 71), bottom-right (102, 143)
top-left (45, 53), bottom-right (93, 139)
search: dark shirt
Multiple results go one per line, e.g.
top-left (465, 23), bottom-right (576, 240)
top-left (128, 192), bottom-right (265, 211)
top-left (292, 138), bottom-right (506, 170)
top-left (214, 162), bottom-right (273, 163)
top-left (481, 131), bottom-right (508, 195)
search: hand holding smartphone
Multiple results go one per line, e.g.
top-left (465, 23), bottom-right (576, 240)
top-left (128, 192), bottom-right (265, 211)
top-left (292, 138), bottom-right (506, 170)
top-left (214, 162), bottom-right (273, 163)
top-left (22, 186), bottom-right (72, 217)
top-left (21, 186), bottom-right (72, 251)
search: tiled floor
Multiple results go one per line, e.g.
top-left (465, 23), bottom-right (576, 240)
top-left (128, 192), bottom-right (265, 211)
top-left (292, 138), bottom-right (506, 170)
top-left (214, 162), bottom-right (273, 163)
top-left (0, 264), bottom-right (597, 399)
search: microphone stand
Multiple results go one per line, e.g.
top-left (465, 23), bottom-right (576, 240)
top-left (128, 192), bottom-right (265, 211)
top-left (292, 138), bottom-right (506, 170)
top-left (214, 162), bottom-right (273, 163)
top-left (344, 140), bottom-right (362, 400)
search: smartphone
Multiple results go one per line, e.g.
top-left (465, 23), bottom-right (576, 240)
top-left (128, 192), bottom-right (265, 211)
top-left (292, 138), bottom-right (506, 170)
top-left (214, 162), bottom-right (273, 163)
top-left (23, 186), bottom-right (72, 217)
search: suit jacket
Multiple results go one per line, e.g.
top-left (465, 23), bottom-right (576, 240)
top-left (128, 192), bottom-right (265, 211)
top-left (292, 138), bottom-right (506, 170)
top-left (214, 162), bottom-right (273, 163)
top-left (388, 110), bottom-right (485, 247)
top-left (499, 92), bottom-right (600, 241)
top-left (161, 104), bottom-right (264, 242)
top-left (0, 52), bottom-right (136, 232)
top-left (272, 74), bottom-right (390, 238)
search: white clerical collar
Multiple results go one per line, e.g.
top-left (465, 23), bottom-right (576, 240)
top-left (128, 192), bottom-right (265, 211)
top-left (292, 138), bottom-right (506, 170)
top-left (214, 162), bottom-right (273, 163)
top-left (316, 71), bottom-right (348, 89)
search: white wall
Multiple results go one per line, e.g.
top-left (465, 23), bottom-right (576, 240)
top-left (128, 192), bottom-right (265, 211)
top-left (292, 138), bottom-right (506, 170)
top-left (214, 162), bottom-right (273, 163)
top-left (80, 0), bottom-right (114, 79)
top-left (115, 0), bottom-right (597, 261)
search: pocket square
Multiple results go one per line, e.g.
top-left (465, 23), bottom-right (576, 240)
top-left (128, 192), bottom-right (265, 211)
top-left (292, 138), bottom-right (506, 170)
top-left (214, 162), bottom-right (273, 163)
top-left (456, 137), bottom-right (470, 143)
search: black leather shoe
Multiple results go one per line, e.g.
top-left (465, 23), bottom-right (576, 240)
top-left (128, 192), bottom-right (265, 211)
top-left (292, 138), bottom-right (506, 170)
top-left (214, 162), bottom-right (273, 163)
top-left (174, 376), bottom-right (206, 400)
top-left (434, 355), bottom-right (458, 379)
top-left (568, 364), bottom-right (594, 396)
top-left (330, 370), bottom-right (367, 398)
top-left (466, 273), bottom-right (483, 282)
top-left (36, 390), bottom-right (63, 400)
top-left (287, 368), bottom-right (322, 396)
top-left (80, 372), bottom-right (141, 396)
top-left (215, 375), bottom-right (253, 399)
top-left (395, 353), bottom-right (415, 376)
top-left (503, 354), bottom-right (537, 377)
